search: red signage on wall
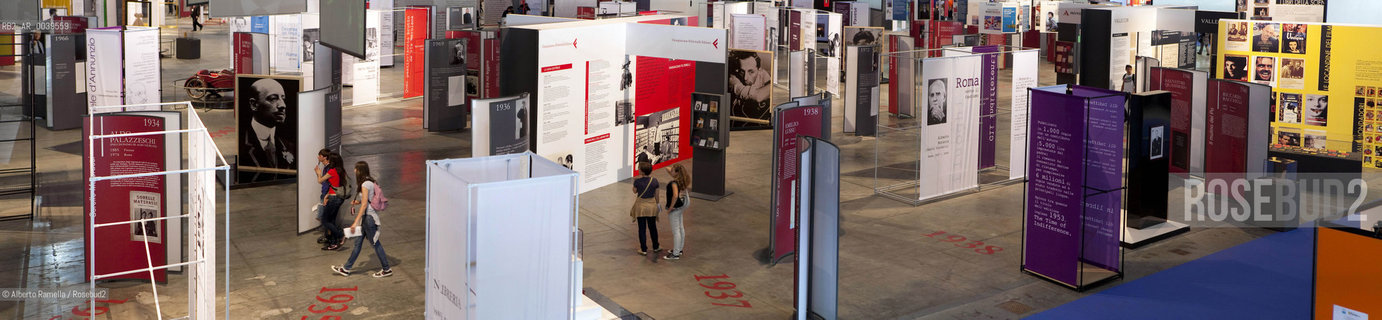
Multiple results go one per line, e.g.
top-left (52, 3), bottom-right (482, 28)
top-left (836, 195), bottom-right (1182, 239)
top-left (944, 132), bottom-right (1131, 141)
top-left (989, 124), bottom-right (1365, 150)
top-left (633, 57), bottom-right (696, 173)
top-left (234, 32), bottom-right (254, 74)
top-left (83, 115), bottom-right (168, 282)
top-left (403, 7), bottom-right (430, 98)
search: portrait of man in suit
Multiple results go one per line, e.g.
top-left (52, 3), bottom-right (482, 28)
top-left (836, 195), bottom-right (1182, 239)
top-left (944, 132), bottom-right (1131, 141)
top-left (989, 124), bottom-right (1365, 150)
top-left (927, 78), bottom-right (948, 126)
top-left (239, 77), bottom-right (299, 170)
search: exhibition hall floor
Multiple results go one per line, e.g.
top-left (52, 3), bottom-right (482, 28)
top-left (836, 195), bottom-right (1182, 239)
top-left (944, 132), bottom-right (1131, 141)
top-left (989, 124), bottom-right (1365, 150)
top-left (0, 18), bottom-right (1355, 319)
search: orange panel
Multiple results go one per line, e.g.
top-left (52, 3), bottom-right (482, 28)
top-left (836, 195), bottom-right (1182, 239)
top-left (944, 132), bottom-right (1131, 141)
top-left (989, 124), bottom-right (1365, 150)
top-left (1315, 227), bottom-right (1382, 319)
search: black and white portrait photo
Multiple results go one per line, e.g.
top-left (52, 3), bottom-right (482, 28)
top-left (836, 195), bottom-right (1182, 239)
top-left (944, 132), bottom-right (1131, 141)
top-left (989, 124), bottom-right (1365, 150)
top-left (303, 29), bottom-right (319, 62)
top-left (1149, 126), bottom-right (1164, 160)
top-left (728, 49), bottom-right (774, 124)
top-left (926, 78), bottom-right (947, 126)
top-left (615, 100), bottom-right (635, 126)
top-left (451, 41), bottom-right (466, 65)
top-left (236, 75), bottom-right (302, 171)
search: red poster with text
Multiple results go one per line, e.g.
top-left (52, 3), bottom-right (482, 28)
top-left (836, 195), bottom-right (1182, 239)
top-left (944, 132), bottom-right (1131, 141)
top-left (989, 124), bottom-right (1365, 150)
top-left (633, 57), bottom-right (695, 173)
top-left (234, 33), bottom-right (254, 74)
top-left (1152, 69), bottom-right (1196, 176)
top-left (1205, 81), bottom-right (1249, 180)
top-left (770, 105), bottom-right (823, 264)
top-left (83, 115), bottom-right (167, 282)
top-left (484, 37), bottom-right (500, 99)
top-left (403, 8), bottom-right (430, 98)
top-left (887, 34), bottom-right (899, 114)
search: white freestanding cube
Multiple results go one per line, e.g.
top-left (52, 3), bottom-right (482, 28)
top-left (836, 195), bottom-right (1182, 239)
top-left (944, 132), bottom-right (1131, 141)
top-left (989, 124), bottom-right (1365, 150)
top-left (425, 152), bottom-right (582, 319)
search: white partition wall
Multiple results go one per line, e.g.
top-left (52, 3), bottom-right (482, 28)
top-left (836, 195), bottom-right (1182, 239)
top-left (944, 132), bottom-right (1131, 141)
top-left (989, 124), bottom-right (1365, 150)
top-left (426, 153), bottom-right (580, 320)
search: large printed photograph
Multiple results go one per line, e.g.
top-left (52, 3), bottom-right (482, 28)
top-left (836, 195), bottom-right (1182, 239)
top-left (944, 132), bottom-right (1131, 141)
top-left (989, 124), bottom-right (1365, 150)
top-left (236, 74), bottom-right (303, 172)
top-left (729, 49), bottom-right (774, 127)
top-left (635, 107), bottom-right (681, 165)
top-left (1252, 22), bottom-right (1279, 53)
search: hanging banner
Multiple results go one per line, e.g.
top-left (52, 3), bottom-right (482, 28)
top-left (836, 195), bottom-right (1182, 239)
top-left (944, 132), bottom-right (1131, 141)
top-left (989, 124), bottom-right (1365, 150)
top-left (974, 46), bottom-right (999, 170)
top-left (1008, 50), bottom-right (1038, 179)
top-left (918, 55), bottom-right (982, 201)
top-left (770, 102), bottom-right (823, 264)
top-left (87, 27), bottom-right (123, 108)
top-left (844, 45), bottom-right (879, 136)
top-left (1023, 88), bottom-right (1086, 286)
top-left (824, 12), bottom-right (842, 96)
top-left (271, 14), bottom-right (303, 73)
top-left (1148, 67), bottom-right (1207, 177)
top-left (123, 27), bottom-right (161, 110)
top-left (354, 11), bottom-right (382, 105)
top-left (373, 0), bottom-right (395, 67)
top-left (404, 7), bottom-right (430, 98)
top-left (83, 114), bottom-right (167, 282)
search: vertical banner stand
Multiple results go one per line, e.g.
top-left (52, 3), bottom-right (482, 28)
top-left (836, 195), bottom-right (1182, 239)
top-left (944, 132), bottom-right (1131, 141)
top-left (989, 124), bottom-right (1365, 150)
top-left (794, 137), bottom-right (840, 320)
top-left (1123, 91), bottom-right (1189, 248)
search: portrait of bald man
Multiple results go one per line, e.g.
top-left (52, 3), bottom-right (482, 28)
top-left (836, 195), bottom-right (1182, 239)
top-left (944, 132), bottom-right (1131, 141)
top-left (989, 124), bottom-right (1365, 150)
top-left (238, 76), bottom-right (301, 170)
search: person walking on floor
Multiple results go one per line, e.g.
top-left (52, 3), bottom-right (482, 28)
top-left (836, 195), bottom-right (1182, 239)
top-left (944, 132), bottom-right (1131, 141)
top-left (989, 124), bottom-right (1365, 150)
top-left (662, 163), bottom-right (691, 260)
top-left (319, 151), bottom-right (348, 250)
top-left (332, 161), bottom-right (394, 278)
top-left (630, 161), bottom-right (662, 256)
top-left (191, 5), bottom-right (203, 31)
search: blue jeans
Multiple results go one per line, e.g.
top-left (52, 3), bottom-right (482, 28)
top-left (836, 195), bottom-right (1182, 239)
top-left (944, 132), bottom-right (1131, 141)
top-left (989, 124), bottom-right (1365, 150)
top-left (344, 215), bottom-right (389, 271)
top-left (322, 196), bottom-right (344, 243)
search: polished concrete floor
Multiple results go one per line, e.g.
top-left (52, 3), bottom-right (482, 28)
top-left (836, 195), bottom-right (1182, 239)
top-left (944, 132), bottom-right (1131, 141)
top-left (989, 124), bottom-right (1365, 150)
top-left (0, 18), bottom-right (1334, 319)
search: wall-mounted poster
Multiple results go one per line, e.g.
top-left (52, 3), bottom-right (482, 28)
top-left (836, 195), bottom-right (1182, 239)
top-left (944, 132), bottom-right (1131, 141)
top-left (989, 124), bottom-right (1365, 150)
top-left (729, 49), bottom-right (774, 128)
top-left (236, 74), bottom-right (303, 172)
top-left (1252, 22), bottom-right (1279, 53)
top-left (635, 107), bottom-right (681, 166)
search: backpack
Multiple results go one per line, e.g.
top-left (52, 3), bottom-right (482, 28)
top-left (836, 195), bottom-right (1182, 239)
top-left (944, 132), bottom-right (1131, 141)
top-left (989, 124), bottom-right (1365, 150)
top-left (331, 167), bottom-right (353, 200)
top-left (368, 181), bottom-right (389, 212)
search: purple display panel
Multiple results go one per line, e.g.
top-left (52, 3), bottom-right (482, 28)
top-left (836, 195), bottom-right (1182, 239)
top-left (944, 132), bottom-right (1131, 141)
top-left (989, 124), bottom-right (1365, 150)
top-left (1023, 89), bottom-right (1087, 286)
top-left (1080, 93), bottom-right (1125, 272)
top-left (975, 46), bottom-right (999, 169)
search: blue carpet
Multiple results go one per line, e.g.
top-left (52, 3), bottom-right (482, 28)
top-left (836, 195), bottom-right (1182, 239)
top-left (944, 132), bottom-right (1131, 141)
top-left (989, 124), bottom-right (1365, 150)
top-left (1027, 228), bottom-right (1313, 320)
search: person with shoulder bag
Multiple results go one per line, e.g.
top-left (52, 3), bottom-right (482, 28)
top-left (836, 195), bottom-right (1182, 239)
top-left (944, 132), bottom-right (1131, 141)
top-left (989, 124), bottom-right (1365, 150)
top-left (629, 161), bottom-right (661, 256)
top-left (332, 161), bottom-right (394, 278)
top-left (317, 150), bottom-right (347, 250)
top-left (662, 163), bottom-right (691, 260)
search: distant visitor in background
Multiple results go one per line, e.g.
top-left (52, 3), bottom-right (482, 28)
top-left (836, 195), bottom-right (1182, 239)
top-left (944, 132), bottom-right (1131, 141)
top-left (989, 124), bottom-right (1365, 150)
top-left (662, 163), bottom-right (691, 260)
top-left (630, 161), bottom-right (662, 256)
top-left (519, 2), bottom-right (531, 14)
top-left (503, 6), bottom-right (514, 17)
top-left (191, 5), bottom-right (203, 31)
top-left (1121, 65), bottom-right (1135, 93)
top-left (927, 78), bottom-right (948, 125)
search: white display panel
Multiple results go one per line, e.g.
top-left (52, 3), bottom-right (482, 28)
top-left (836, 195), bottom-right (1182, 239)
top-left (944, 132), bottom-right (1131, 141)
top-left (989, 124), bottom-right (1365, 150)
top-left (790, 50), bottom-right (807, 97)
top-left (1009, 50), bottom-right (1038, 180)
top-left (272, 14), bottom-right (303, 73)
top-left (296, 89), bottom-right (328, 234)
top-left (87, 28), bottom-right (123, 108)
top-left (731, 13), bottom-right (767, 51)
top-left (824, 12), bottom-right (841, 96)
top-left (353, 11), bottom-right (383, 105)
top-left (374, 0), bottom-right (395, 67)
top-left (918, 55), bottom-right (981, 201)
top-left (424, 154), bottom-right (579, 320)
top-left (1326, 0), bottom-right (1382, 26)
top-left (535, 23), bottom-right (630, 193)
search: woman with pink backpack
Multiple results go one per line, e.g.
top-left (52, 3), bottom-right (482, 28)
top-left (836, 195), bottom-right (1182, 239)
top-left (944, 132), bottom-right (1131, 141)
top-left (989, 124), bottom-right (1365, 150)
top-left (331, 161), bottom-right (394, 278)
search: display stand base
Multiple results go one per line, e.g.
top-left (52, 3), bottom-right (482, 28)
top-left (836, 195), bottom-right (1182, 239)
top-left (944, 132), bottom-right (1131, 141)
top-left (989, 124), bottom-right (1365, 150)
top-left (1122, 220), bottom-right (1190, 249)
top-left (690, 191), bottom-right (732, 202)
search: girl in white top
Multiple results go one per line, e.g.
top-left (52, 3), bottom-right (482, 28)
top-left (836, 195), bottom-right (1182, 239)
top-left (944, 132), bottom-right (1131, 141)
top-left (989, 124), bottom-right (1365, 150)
top-left (331, 161), bottom-right (393, 278)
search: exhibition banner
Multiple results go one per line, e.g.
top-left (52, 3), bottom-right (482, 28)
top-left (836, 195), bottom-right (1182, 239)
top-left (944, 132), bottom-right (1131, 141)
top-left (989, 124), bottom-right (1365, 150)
top-left (882, 32), bottom-right (911, 116)
top-left (46, 34), bottom-right (82, 130)
top-left (374, 0), bottom-right (395, 67)
top-left (229, 17), bottom-right (252, 67)
top-left (1023, 87), bottom-right (1083, 285)
top-left (918, 55), bottom-right (981, 201)
top-left (1203, 79), bottom-right (1266, 181)
top-left (789, 51), bottom-right (810, 97)
top-left (83, 114), bottom-right (167, 282)
top-left (1009, 50), bottom-right (1038, 180)
top-left (122, 27), bottom-right (161, 111)
top-left (824, 13), bottom-right (842, 96)
top-left (252, 16), bottom-right (270, 33)
top-left (235, 74), bottom-right (303, 173)
top-left (790, 10), bottom-right (802, 51)
top-left (86, 27), bottom-right (123, 109)
top-left (472, 94), bottom-right (532, 157)
top-left (1074, 87), bottom-right (1125, 272)
top-left (770, 103), bottom-right (824, 264)
top-left (979, 2), bottom-right (1002, 34)
top-left (404, 7), bottom-right (430, 98)
top-left (271, 15), bottom-right (302, 73)
top-left (633, 56), bottom-right (695, 172)
top-left (1148, 67), bottom-right (1206, 177)
top-left (844, 45), bottom-right (878, 136)
top-left (424, 39), bottom-right (467, 132)
top-left (975, 46), bottom-right (999, 169)
top-left (730, 13), bottom-right (767, 51)
top-left (353, 11), bottom-right (382, 105)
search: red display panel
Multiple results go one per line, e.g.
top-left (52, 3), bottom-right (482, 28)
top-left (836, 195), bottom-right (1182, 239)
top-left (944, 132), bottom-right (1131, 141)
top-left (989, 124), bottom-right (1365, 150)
top-left (770, 105), bottom-right (824, 264)
top-left (403, 7), bottom-right (430, 98)
top-left (633, 56), bottom-right (696, 173)
top-left (83, 115), bottom-right (167, 282)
